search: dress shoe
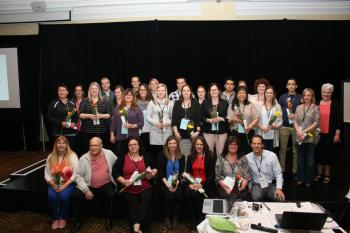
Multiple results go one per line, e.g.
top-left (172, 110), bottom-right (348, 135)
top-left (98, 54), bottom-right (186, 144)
top-left (105, 218), bottom-right (113, 231)
top-left (71, 219), bottom-right (82, 233)
top-left (58, 219), bottom-right (67, 229)
top-left (51, 219), bottom-right (59, 229)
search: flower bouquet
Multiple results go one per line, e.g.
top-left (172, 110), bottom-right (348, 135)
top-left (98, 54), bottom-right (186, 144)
top-left (297, 127), bottom-right (320, 145)
top-left (182, 172), bottom-right (208, 198)
top-left (51, 161), bottom-right (73, 186)
top-left (210, 106), bottom-right (219, 131)
top-left (119, 107), bottom-right (128, 124)
top-left (234, 105), bottom-right (250, 144)
top-left (119, 167), bottom-right (152, 193)
top-left (91, 102), bottom-right (100, 125)
top-left (171, 172), bottom-right (178, 188)
top-left (187, 120), bottom-right (195, 137)
top-left (268, 111), bottom-right (281, 126)
top-left (158, 110), bottom-right (164, 140)
top-left (66, 108), bottom-right (77, 129)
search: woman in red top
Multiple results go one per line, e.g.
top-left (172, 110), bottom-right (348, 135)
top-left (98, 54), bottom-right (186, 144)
top-left (314, 83), bottom-right (341, 184)
top-left (184, 136), bottom-right (215, 230)
top-left (113, 137), bottom-right (157, 233)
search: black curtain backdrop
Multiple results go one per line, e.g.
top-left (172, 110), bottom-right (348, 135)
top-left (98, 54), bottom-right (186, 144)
top-left (0, 35), bottom-right (40, 150)
top-left (2, 20), bottom-right (350, 150)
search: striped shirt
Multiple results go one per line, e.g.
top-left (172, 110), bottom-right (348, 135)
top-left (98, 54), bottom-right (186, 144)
top-left (79, 98), bottom-right (113, 134)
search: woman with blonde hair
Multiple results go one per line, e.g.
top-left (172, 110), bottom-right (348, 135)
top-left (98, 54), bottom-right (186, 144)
top-left (146, 83), bottom-right (174, 163)
top-left (44, 136), bottom-right (78, 229)
top-left (79, 82), bottom-right (113, 151)
top-left (294, 88), bottom-right (320, 187)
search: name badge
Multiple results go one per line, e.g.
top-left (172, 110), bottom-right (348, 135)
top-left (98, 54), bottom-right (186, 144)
top-left (121, 126), bottom-right (128, 135)
top-left (258, 175), bottom-right (269, 189)
top-left (195, 177), bottom-right (202, 184)
top-left (211, 122), bottom-right (219, 131)
top-left (180, 118), bottom-right (189, 130)
top-left (237, 124), bottom-right (245, 134)
top-left (130, 171), bottom-right (142, 186)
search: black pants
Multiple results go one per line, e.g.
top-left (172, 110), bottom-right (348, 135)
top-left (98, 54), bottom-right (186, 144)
top-left (149, 145), bottom-right (163, 168)
top-left (216, 184), bottom-right (249, 210)
top-left (184, 185), bottom-right (205, 224)
top-left (113, 139), bottom-right (128, 157)
top-left (140, 133), bottom-right (151, 154)
top-left (123, 188), bottom-right (152, 226)
top-left (159, 183), bottom-right (184, 220)
top-left (71, 182), bottom-right (115, 218)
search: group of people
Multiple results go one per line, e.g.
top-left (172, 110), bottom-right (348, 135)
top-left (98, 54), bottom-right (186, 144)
top-left (45, 75), bottom-right (342, 232)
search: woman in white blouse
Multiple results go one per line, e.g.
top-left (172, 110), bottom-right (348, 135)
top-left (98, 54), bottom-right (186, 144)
top-left (256, 86), bottom-right (283, 152)
top-left (44, 136), bottom-right (78, 229)
top-left (146, 83), bottom-right (174, 164)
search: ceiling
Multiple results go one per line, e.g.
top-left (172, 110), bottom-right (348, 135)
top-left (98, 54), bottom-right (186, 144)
top-left (0, 0), bottom-right (349, 23)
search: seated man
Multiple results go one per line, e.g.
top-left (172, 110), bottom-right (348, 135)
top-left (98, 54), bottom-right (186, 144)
top-left (71, 137), bottom-right (117, 232)
top-left (244, 135), bottom-right (285, 202)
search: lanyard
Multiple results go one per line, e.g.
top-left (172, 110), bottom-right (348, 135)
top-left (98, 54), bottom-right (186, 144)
top-left (157, 101), bottom-right (166, 116)
top-left (302, 104), bottom-right (312, 123)
top-left (253, 154), bottom-right (263, 175)
top-left (182, 101), bottom-right (191, 119)
top-left (265, 104), bottom-right (273, 119)
top-left (170, 159), bottom-right (177, 174)
top-left (129, 154), bottom-right (140, 172)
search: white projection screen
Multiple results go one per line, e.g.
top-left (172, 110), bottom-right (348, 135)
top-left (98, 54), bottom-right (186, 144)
top-left (0, 47), bottom-right (21, 108)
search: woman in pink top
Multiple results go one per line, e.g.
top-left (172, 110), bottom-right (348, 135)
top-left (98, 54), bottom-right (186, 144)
top-left (314, 83), bottom-right (341, 184)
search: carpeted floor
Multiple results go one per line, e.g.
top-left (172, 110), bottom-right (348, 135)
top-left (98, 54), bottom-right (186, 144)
top-left (0, 211), bottom-right (194, 233)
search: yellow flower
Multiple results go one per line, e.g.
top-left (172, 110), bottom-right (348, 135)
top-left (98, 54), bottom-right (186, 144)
top-left (187, 123), bottom-right (194, 129)
top-left (274, 111), bottom-right (281, 117)
top-left (307, 132), bottom-right (314, 138)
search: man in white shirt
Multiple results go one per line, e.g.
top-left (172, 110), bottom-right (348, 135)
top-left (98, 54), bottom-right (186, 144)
top-left (244, 135), bottom-right (285, 201)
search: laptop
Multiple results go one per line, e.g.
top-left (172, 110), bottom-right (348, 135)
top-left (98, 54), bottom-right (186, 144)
top-left (202, 199), bottom-right (229, 215)
top-left (276, 211), bottom-right (328, 231)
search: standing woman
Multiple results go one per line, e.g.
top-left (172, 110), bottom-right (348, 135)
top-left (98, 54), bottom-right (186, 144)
top-left (114, 85), bottom-right (124, 107)
top-left (294, 88), bottom-right (320, 187)
top-left (314, 83), bottom-right (341, 184)
top-left (44, 136), bottom-right (78, 229)
top-left (137, 83), bottom-right (153, 154)
top-left (157, 136), bottom-right (185, 229)
top-left (113, 137), bottom-right (157, 233)
top-left (79, 82), bottom-right (112, 150)
top-left (215, 136), bottom-right (250, 209)
top-left (47, 84), bottom-right (78, 150)
top-left (146, 83), bottom-right (173, 164)
top-left (172, 85), bottom-right (201, 161)
top-left (197, 85), bottom-right (207, 106)
top-left (227, 86), bottom-right (258, 155)
top-left (256, 86), bottom-right (283, 152)
top-left (201, 83), bottom-right (229, 157)
top-left (185, 136), bottom-right (215, 230)
top-left (110, 88), bottom-right (144, 156)
top-left (72, 84), bottom-right (84, 156)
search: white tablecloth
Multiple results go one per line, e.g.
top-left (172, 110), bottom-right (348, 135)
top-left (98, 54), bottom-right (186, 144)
top-left (197, 201), bottom-right (345, 233)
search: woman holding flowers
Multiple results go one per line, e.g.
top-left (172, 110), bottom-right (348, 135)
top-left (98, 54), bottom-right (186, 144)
top-left (215, 136), bottom-right (250, 211)
top-left (44, 136), bottom-right (78, 229)
top-left (79, 82), bottom-right (112, 151)
top-left (201, 83), bottom-right (229, 157)
top-left (227, 86), bottom-right (259, 155)
top-left (157, 135), bottom-right (185, 229)
top-left (113, 137), bottom-right (157, 233)
top-left (146, 83), bottom-right (174, 164)
top-left (172, 84), bottom-right (201, 162)
top-left (256, 86), bottom-right (283, 152)
top-left (294, 88), bottom-right (320, 187)
top-left (185, 136), bottom-right (215, 230)
top-left (47, 83), bottom-right (78, 150)
top-left (110, 88), bottom-right (144, 156)
top-left (137, 84), bottom-right (153, 155)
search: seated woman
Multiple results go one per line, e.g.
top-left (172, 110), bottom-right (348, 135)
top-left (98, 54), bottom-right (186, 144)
top-left (44, 136), bottom-right (78, 229)
top-left (184, 136), bottom-right (215, 230)
top-left (113, 137), bottom-right (157, 233)
top-left (157, 135), bottom-right (185, 229)
top-left (215, 136), bottom-right (251, 209)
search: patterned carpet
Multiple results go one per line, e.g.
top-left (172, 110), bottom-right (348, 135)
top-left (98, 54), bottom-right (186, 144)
top-left (0, 211), bottom-right (194, 233)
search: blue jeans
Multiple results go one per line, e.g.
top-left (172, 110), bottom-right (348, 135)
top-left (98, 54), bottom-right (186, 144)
top-left (48, 183), bottom-right (75, 220)
top-left (297, 143), bottom-right (315, 184)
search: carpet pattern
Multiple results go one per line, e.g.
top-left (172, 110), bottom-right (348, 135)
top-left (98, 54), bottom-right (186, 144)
top-left (0, 211), bottom-right (195, 233)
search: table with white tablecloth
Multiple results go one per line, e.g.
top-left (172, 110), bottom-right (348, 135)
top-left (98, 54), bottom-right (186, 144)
top-left (197, 201), bottom-right (346, 233)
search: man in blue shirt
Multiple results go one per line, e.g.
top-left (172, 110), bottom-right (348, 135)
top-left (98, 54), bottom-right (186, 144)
top-left (278, 78), bottom-right (302, 177)
top-left (245, 135), bottom-right (285, 201)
